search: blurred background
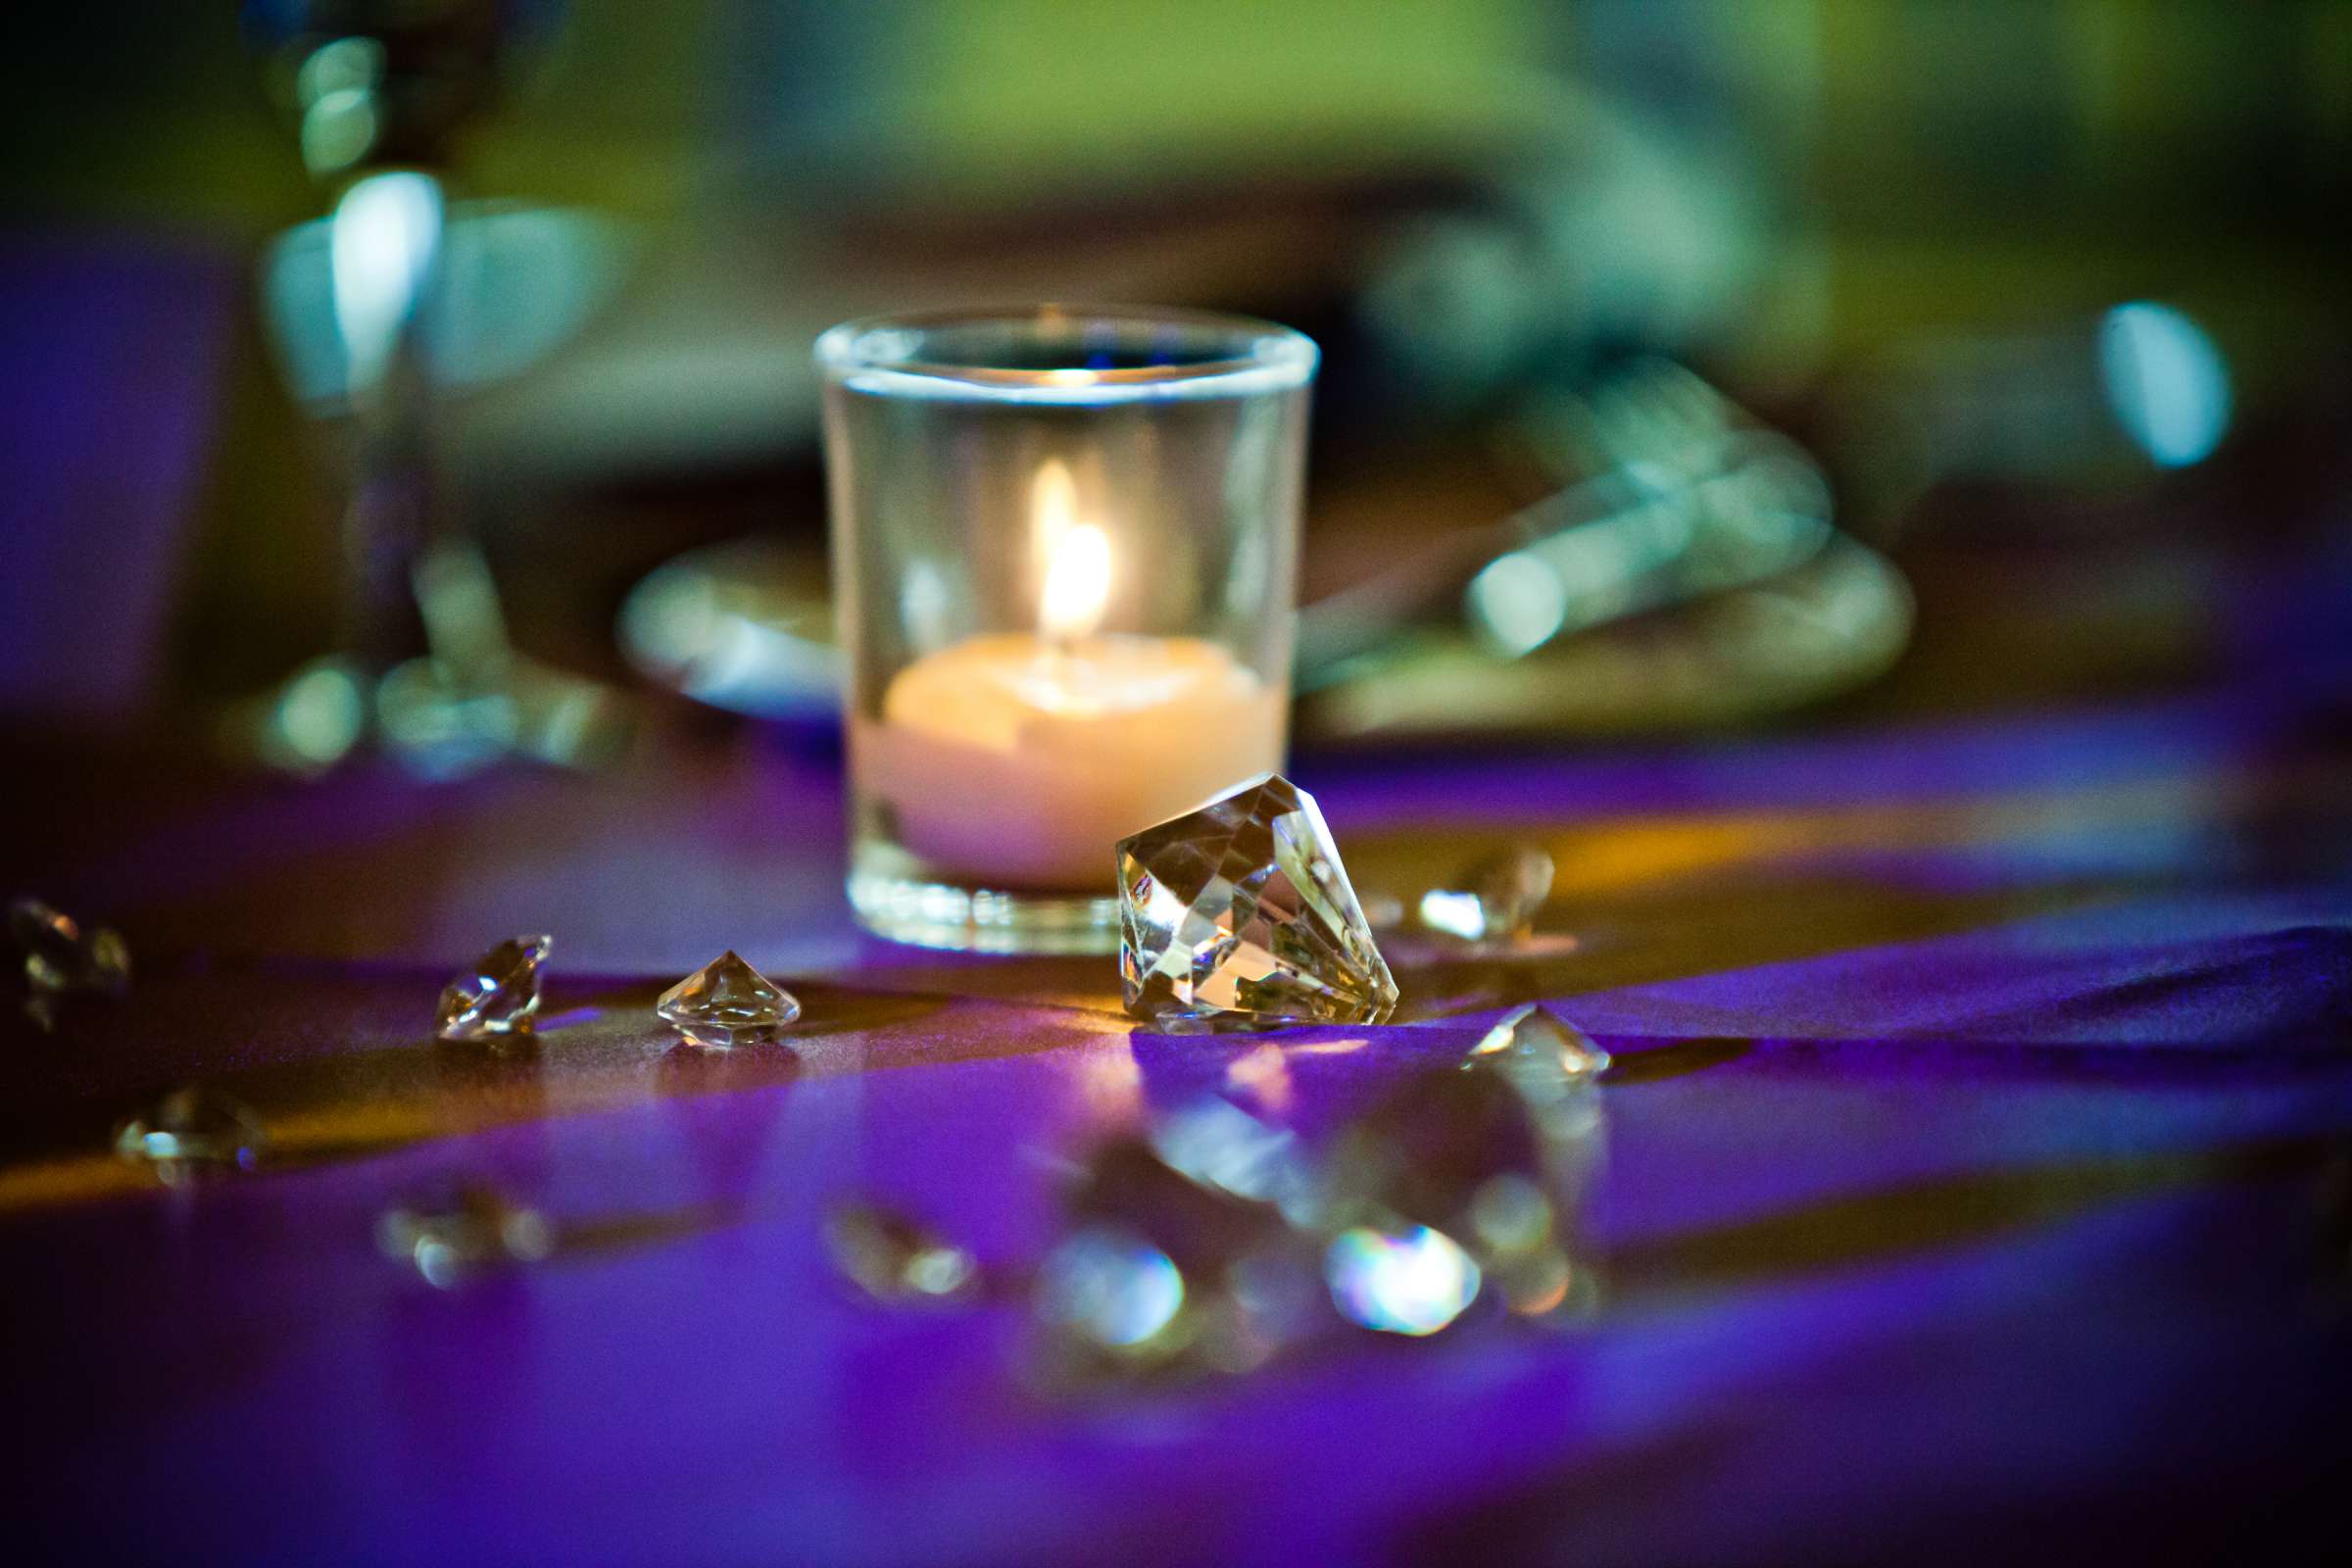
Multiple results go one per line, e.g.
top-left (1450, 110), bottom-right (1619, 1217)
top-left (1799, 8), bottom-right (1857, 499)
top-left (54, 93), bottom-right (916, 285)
top-left (1, 0), bottom-right (2347, 776)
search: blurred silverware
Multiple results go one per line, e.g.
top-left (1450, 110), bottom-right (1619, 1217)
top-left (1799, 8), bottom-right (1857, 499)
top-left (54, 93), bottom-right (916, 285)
top-left (1297, 361), bottom-right (1836, 686)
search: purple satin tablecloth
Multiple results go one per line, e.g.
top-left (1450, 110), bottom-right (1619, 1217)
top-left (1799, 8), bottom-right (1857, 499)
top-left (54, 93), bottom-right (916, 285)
top-left (6, 668), bottom-right (2350, 1564)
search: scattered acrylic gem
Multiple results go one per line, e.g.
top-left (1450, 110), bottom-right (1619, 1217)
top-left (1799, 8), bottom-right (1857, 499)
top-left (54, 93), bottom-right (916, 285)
top-left (377, 1184), bottom-right (555, 1288)
top-left (1324, 1224), bottom-right (1482, 1336)
top-left (826, 1202), bottom-right (980, 1305)
top-left (1418, 842), bottom-right (1555, 943)
top-left (11, 896), bottom-right (129, 1030)
top-left (1467, 1003), bottom-right (1611, 1102)
top-left (433, 934), bottom-right (554, 1042)
top-left (10, 897), bottom-right (131, 992)
top-left (1116, 773), bottom-right (1398, 1033)
top-left (114, 1085), bottom-right (267, 1183)
top-left (657, 950), bottom-right (801, 1049)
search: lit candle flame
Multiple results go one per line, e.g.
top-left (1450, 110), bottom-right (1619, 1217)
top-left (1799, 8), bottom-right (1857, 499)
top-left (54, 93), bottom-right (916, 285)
top-left (1035, 461), bottom-right (1110, 642)
top-left (1041, 525), bottom-right (1111, 643)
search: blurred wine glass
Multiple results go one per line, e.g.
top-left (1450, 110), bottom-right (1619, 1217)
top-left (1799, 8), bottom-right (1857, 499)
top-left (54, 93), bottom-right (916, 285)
top-left (235, 1), bottom-right (633, 777)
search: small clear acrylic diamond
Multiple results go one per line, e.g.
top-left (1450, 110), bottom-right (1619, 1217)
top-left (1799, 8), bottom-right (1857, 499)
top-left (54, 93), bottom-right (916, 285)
top-left (1467, 1003), bottom-right (1611, 1097)
top-left (11, 896), bottom-right (128, 1028)
top-left (114, 1085), bottom-right (267, 1183)
top-left (434, 934), bottom-right (553, 1041)
top-left (658, 950), bottom-right (800, 1048)
top-left (1418, 843), bottom-right (1554, 943)
top-left (1117, 774), bottom-right (1397, 1033)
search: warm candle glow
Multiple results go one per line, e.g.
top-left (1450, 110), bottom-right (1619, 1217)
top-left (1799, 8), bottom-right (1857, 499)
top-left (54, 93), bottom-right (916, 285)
top-left (859, 453), bottom-right (1281, 887)
top-left (1041, 526), bottom-right (1111, 642)
top-left (1035, 461), bottom-right (1111, 642)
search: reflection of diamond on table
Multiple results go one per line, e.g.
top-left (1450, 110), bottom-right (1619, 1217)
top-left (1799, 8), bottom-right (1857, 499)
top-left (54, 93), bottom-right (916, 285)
top-left (11, 895), bottom-right (129, 1031)
top-left (377, 1184), bottom-right (555, 1288)
top-left (825, 1203), bottom-right (981, 1305)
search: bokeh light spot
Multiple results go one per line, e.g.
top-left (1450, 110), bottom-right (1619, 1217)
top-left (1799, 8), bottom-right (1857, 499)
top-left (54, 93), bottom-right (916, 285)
top-left (1325, 1225), bottom-right (1481, 1336)
top-left (2100, 302), bottom-right (2230, 468)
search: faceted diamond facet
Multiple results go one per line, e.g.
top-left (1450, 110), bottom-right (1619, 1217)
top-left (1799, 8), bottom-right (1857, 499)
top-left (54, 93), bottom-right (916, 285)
top-left (1116, 774), bottom-right (1398, 1033)
top-left (11, 896), bottom-right (129, 1028)
top-left (434, 934), bottom-right (554, 1041)
top-left (114, 1085), bottom-right (268, 1182)
top-left (1418, 843), bottom-right (1555, 943)
top-left (1467, 1003), bottom-right (1611, 1099)
top-left (658, 950), bottom-right (800, 1048)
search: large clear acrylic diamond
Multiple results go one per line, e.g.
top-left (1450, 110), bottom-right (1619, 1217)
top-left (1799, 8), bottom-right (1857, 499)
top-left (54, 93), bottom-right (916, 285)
top-left (1116, 774), bottom-right (1398, 1032)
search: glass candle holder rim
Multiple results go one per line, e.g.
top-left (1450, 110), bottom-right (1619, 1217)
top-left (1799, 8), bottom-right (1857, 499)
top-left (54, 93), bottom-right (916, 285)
top-left (813, 304), bottom-right (1319, 404)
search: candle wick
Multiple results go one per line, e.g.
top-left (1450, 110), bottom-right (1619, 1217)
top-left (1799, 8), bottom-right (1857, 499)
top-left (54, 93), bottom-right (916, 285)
top-left (1043, 633), bottom-right (1082, 686)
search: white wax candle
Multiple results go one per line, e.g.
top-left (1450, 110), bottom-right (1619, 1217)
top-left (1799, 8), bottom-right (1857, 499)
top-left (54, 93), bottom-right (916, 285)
top-left (855, 465), bottom-right (1286, 889)
top-left (855, 632), bottom-right (1285, 889)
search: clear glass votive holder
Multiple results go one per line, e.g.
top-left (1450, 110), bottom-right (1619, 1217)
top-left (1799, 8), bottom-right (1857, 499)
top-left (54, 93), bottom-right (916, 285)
top-left (817, 305), bottom-right (1317, 953)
